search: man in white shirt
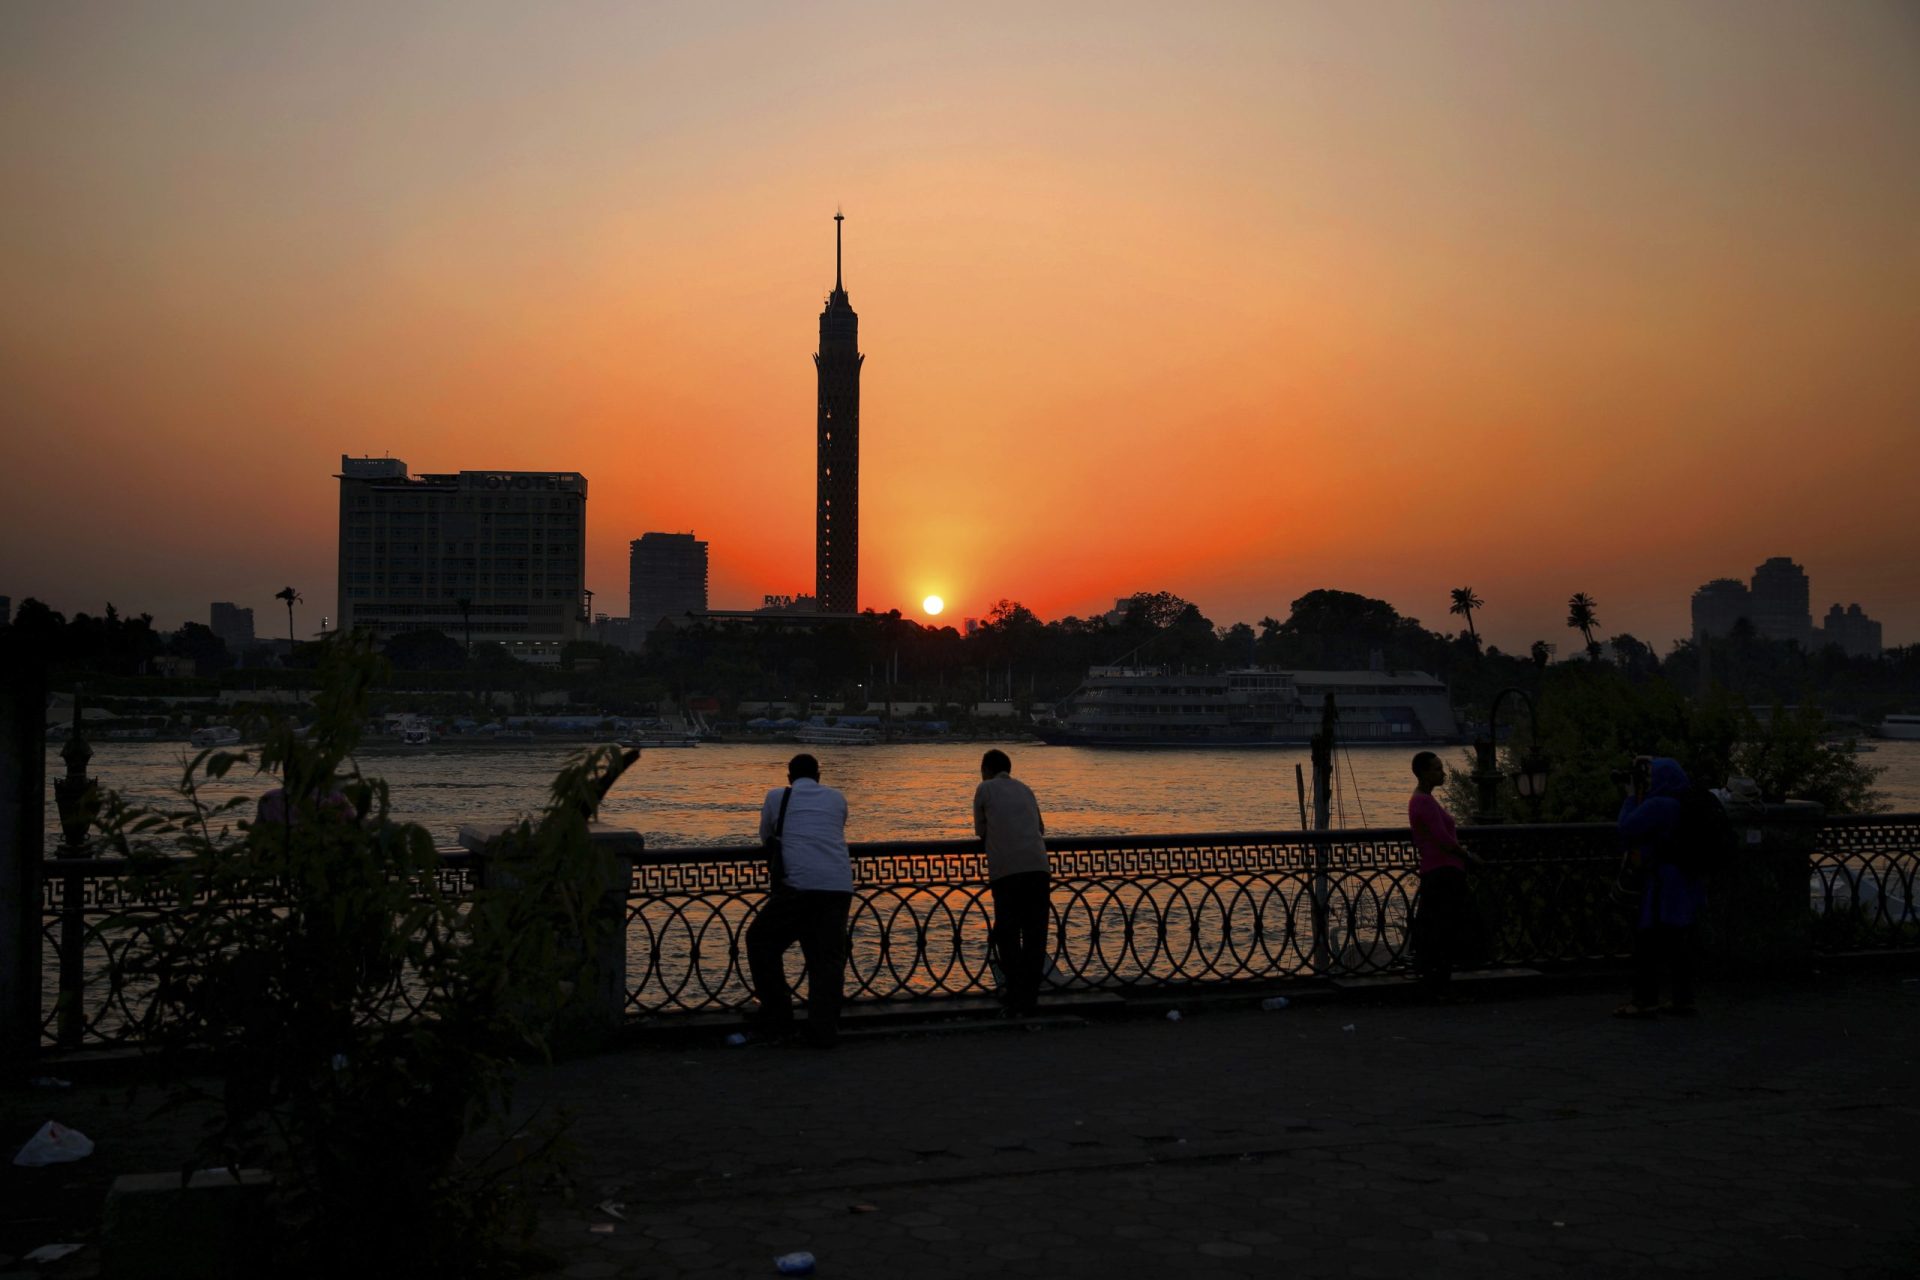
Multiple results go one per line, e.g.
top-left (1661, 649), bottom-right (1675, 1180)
top-left (747, 753), bottom-right (854, 1047)
top-left (973, 749), bottom-right (1051, 1014)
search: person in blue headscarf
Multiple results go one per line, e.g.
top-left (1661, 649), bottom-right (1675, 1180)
top-left (1615, 755), bottom-right (1706, 1017)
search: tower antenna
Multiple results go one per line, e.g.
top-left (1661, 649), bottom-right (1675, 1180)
top-left (834, 208), bottom-right (844, 292)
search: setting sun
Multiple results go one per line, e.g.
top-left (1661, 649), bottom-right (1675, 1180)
top-left (922, 595), bottom-right (944, 617)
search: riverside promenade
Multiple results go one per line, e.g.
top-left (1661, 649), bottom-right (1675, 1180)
top-left (4, 971), bottom-right (1916, 1277)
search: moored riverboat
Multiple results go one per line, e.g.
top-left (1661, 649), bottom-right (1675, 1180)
top-left (1878, 714), bottom-right (1920, 741)
top-left (1034, 666), bottom-right (1459, 748)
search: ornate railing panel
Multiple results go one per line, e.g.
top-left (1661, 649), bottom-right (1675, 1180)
top-left (40, 815), bottom-right (1920, 1045)
top-left (37, 855), bottom-right (480, 1048)
top-left (620, 823), bottom-right (1633, 1016)
top-left (1808, 814), bottom-right (1920, 952)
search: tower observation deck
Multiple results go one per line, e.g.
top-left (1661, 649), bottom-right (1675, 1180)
top-left (814, 212), bottom-right (863, 613)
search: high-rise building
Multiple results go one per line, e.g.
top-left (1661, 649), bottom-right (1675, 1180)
top-left (814, 212), bottom-right (863, 614)
top-left (1819, 603), bottom-right (1883, 659)
top-left (629, 532), bottom-right (709, 641)
top-left (1748, 557), bottom-right (1813, 648)
top-left (0, 596), bottom-right (10, 628)
top-left (336, 456), bottom-right (587, 663)
top-left (209, 602), bottom-right (255, 653)
top-left (1689, 579), bottom-right (1752, 643)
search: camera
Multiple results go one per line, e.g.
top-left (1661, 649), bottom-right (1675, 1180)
top-left (1610, 759), bottom-right (1652, 788)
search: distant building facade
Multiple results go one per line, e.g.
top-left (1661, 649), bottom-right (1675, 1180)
top-left (209, 602), bottom-right (255, 653)
top-left (1748, 556), bottom-right (1813, 648)
top-left (1690, 578), bottom-right (1752, 644)
top-left (629, 532), bottom-right (709, 642)
top-left (1818, 603), bottom-right (1883, 659)
top-left (815, 213), bottom-right (863, 614)
top-left (592, 614), bottom-right (635, 652)
top-left (336, 456), bottom-right (587, 663)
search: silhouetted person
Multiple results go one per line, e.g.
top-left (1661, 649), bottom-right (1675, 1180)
top-left (974, 749), bottom-right (1051, 1014)
top-left (1616, 756), bottom-right (1705, 1018)
top-left (1408, 751), bottom-right (1480, 994)
top-left (746, 753), bottom-right (853, 1047)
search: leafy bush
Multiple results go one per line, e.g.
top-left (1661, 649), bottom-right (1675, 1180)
top-left (1445, 663), bottom-right (1884, 822)
top-left (104, 632), bottom-right (630, 1274)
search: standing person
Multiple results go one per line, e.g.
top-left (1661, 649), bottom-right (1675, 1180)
top-left (973, 749), bottom-right (1051, 1015)
top-left (1615, 756), bottom-right (1705, 1018)
top-left (1408, 751), bottom-right (1480, 994)
top-left (746, 753), bottom-right (854, 1048)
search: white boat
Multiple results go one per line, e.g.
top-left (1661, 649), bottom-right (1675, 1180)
top-left (1877, 714), bottom-right (1920, 741)
top-left (190, 725), bottom-right (243, 749)
top-left (1035, 666), bottom-right (1459, 747)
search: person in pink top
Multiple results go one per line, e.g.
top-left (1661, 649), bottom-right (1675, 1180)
top-left (1408, 751), bottom-right (1481, 994)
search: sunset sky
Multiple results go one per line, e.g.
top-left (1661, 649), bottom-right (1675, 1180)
top-left (3, 1), bottom-right (1916, 653)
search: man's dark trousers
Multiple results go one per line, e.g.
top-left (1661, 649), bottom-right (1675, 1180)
top-left (746, 888), bottom-right (853, 1045)
top-left (990, 870), bottom-right (1052, 1013)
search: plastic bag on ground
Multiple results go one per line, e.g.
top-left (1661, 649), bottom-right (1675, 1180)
top-left (13, 1121), bottom-right (94, 1167)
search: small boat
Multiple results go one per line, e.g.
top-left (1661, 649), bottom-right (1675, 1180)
top-left (190, 725), bottom-right (243, 749)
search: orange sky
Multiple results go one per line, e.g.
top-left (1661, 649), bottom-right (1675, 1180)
top-left (2, 1), bottom-right (1917, 652)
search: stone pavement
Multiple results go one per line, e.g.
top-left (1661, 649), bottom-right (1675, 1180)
top-left (524, 972), bottom-right (1920, 1278)
top-left (4, 972), bottom-right (1917, 1276)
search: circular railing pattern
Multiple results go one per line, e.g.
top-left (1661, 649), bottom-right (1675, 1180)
top-left (42, 816), bottom-right (1920, 1044)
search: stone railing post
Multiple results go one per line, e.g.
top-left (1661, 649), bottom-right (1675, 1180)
top-left (460, 821), bottom-right (640, 1054)
top-left (1704, 799), bottom-right (1824, 977)
top-left (53, 695), bottom-right (95, 1046)
top-left (0, 654), bottom-right (48, 1067)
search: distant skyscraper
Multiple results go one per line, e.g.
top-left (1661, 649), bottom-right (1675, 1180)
top-left (1690, 578), bottom-right (1751, 643)
top-left (1819, 603), bottom-right (1883, 659)
top-left (209, 602), bottom-right (255, 653)
top-left (1748, 556), bottom-right (1813, 648)
top-left (630, 532), bottom-right (709, 641)
top-left (336, 457), bottom-right (587, 663)
top-left (0, 595), bottom-right (10, 628)
top-left (814, 212), bottom-right (863, 614)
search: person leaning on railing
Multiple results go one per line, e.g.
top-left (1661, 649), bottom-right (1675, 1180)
top-left (1408, 751), bottom-right (1484, 996)
top-left (746, 753), bottom-right (854, 1049)
top-left (973, 749), bottom-right (1051, 1016)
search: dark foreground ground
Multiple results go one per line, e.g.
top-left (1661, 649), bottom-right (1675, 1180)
top-left (6, 970), bottom-right (1918, 1278)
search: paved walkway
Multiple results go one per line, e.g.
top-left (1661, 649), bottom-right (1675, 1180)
top-left (522, 972), bottom-right (1920, 1278)
top-left (5, 972), bottom-right (1918, 1276)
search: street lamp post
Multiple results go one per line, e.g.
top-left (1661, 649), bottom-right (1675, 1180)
top-left (1472, 687), bottom-right (1550, 825)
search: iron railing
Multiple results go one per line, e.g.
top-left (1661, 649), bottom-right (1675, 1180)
top-left (36, 814), bottom-right (1920, 1046)
top-left (1807, 813), bottom-right (1920, 951)
top-left (620, 823), bottom-right (1631, 1016)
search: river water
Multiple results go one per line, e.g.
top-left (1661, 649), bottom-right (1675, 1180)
top-left (43, 738), bottom-right (1920, 852)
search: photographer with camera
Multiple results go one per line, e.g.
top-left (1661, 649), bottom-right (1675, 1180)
top-left (1614, 755), bottom-right (1706, 1018)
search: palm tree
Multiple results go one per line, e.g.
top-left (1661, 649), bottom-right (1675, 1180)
top-left (454, 597), bottom-right (474, 657)
top-left (1530, 640), bottom-right (1555, 671)
top-left (1566, 592), bottom-right (1601, 660)
top-left (274, 586), bottom-right (302, 653)
top-left (1448, 587), bottom-right (1484, 650)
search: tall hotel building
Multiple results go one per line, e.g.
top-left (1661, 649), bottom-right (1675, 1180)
top-left (336, 457), bottom-right (587, 663)
top-left (814, 213), bottom-right (863, 614)
top-left (629, 532), bottom-right (709, 642)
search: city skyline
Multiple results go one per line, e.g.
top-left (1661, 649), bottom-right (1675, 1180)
top-left (2, 3), bottom-right (1916, 650)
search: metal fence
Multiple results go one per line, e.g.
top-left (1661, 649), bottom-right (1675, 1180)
top-left (1807, 813), bottom-right (1920, 952)
top-left (37, 814), bottom-right (1920, 1046)
top-left (621, 823), bottom-right (1631, 1017)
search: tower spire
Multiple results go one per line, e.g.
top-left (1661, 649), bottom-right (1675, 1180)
top-left (834, 209), bottom-right (844, 293)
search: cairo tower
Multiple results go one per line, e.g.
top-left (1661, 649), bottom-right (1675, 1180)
top-left (814, 212), bottom-right (863, 613)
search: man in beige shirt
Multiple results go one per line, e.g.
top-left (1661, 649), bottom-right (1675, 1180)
top-left (972, 749), bottom-right (1051, 1014)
